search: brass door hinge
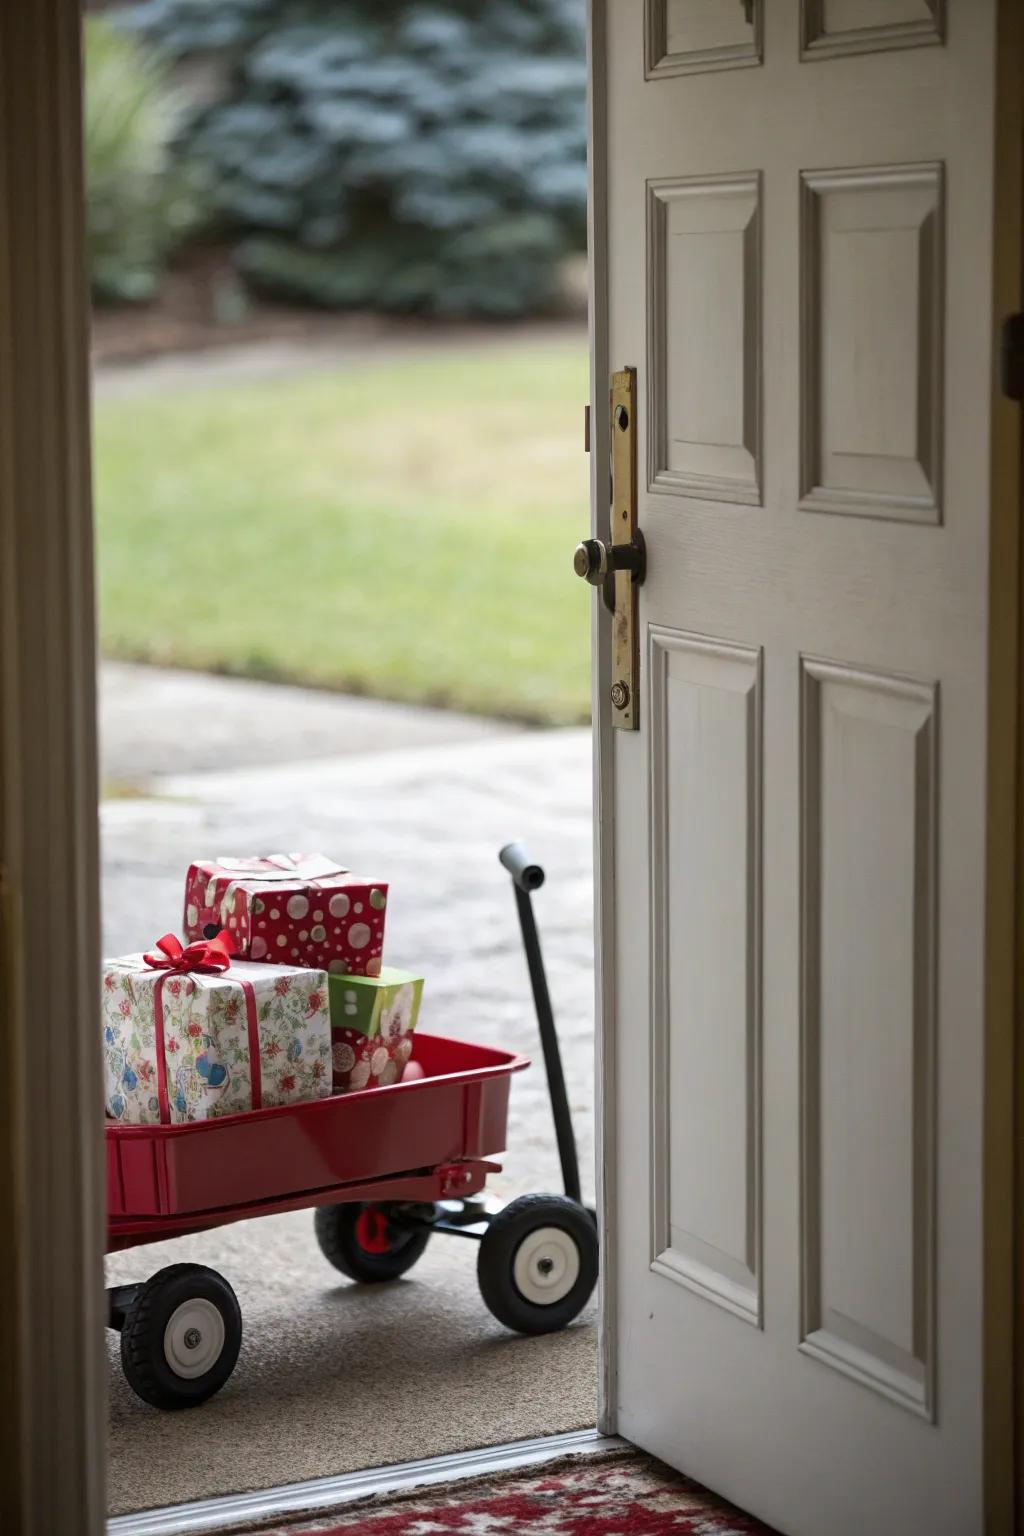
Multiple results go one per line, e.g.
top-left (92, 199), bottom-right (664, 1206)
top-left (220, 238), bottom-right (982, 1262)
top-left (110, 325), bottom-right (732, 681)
top-left (573, 366), bottom-right (645, 729)
top-left (1000, 312), bottom-right (1024, 400)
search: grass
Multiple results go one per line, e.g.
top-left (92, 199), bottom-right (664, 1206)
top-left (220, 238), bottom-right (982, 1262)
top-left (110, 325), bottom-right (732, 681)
top-left (93, 334), bottom-right (592, 726)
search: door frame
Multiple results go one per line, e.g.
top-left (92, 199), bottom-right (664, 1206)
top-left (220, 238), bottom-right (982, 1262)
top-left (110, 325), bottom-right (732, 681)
top-left (0, 3), bottom-right (1020, 1531)
top-left (586, 0), bottom-right (1024, 1526)
top-left (0, 4), bottom-right (107, 1533)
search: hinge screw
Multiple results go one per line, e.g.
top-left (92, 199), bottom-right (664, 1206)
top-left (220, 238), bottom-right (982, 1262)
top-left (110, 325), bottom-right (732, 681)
top-left (610, 681), bottom-right (630, 711)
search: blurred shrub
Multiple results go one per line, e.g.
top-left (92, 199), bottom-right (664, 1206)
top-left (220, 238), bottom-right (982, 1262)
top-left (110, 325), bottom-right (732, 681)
top-left (117, 1), bottom-right (586, 317)
top-left (85, 16), bottom-right (207, 303)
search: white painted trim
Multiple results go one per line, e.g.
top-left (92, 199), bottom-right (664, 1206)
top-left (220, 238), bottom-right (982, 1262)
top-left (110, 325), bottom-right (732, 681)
top-left (107, 1429), bottom-right (626, 1536)
top-left (586, 0), bottom-right (618, 1442)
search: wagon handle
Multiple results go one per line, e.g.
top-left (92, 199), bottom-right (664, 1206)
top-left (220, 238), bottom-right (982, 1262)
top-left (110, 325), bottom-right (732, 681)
top-left (499, 843), bottom-right (582, 1207)
top-left (498, 842), bottom-right (545, 892)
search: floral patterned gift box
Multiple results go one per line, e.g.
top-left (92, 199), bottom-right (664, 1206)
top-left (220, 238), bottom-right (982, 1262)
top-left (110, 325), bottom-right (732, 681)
top-left (102, 933), bottom-right (332, 1125)
top-left (183, 853), bottom-right (388, 978)
top-left (329, 967), bottom-right (423, 1092)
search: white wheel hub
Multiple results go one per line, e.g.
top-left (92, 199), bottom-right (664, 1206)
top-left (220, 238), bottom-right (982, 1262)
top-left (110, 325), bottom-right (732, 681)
top-left (512, 1225), bottom-right (580, 1306)
top-left (163, 1297), bottom-right (226, 1379)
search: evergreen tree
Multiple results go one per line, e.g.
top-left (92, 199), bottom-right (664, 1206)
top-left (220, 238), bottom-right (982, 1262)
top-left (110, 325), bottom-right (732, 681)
top-left (121, 0), bottom-right (587, 316)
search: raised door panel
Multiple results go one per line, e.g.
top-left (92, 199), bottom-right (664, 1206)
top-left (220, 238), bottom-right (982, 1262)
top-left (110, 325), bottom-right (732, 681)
top-left (800, 163), bottom-right (943, 524)
top-left (646, 0), bottom-right (763, 78)
top-left (649, 630), bottom-right (762, 1324)
top-left (800, 657), bottom-right (937, 1417)
top-left (801, 0), bottom-right (945, 60)
top-left (647, 173), bottom-right (761, 504)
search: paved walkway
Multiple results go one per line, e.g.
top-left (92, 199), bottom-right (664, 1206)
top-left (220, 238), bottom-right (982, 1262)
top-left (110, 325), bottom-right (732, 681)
top-left (100, 661), bottom-right (519, 785)
top-left (100, 664), bottom-right (596, 1514)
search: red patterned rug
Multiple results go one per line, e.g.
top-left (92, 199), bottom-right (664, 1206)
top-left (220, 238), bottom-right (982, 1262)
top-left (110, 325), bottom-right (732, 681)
top-left (249, 1452), bottom-right (779, 1536)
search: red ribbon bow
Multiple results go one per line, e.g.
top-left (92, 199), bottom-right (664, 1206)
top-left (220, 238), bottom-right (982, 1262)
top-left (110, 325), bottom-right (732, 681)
top-left (141, 929), bottom-right (262, 1122)
top-left (143, 930), bottom-right (236, 975)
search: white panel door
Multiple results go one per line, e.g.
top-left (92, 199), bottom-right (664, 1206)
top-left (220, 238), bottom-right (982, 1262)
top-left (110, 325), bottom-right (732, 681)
top-left (593, 2), bottom-right (998, 1531)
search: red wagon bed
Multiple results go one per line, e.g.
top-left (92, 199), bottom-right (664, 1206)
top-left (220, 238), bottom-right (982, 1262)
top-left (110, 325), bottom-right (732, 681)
top-left (107, 1034), bottom-right (527, 1248)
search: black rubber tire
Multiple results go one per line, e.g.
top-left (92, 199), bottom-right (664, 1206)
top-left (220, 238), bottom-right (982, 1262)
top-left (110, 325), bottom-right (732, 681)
top-left (120, 1263), bottom-right (242, 1411)
top-left (314, 1202), bottom-right (432, 1282)
top-left (477, 1193), bottom-right (598, 1335)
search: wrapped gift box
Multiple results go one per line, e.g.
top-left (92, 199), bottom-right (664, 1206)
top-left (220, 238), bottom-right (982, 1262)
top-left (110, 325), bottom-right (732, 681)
top-left (103, 936), bottom-right (332, 1125)
top-left (329, 967), bottom-right (423, 1092)
top-left (183, 854), bottom-right (388, 977)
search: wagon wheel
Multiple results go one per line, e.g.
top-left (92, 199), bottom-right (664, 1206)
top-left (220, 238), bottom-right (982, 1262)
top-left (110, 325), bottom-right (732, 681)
top-left (120, 1263), bottom-right (242, 1410)
top-left (314, 1201), bottom-right (432, 1282)
top-left (477, 1193), bottom-right (598, 1335)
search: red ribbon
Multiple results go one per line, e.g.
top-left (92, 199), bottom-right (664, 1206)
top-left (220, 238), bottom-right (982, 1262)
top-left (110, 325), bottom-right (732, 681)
top-left (143, 930), bottom-right (237, 975)
top-left (143, 932), bottom-right (262, 1122)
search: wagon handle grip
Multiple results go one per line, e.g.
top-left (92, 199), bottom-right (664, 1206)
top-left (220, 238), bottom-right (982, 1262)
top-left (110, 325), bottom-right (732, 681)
top-left (499, 843), bottom-right (581, 1206)
top-left (499, 842), bottom-right (545, 893)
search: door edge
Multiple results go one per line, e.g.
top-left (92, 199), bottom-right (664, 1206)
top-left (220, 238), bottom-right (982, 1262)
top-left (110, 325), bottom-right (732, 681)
top-left (985, 0), bottom-right (1024, 1528)
top-left (587, 0), bottom-right (618, 1440)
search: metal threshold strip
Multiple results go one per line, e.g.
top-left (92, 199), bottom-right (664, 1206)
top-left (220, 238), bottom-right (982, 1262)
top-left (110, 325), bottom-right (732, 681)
top-left (107, 1427), bottom-right (624, 1536)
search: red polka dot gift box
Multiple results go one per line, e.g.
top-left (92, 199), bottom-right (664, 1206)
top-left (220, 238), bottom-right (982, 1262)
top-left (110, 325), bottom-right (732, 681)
top-left (329, 968), bottom-right (423, 1092)
top-left (183, 855), bottom-right (388, 977)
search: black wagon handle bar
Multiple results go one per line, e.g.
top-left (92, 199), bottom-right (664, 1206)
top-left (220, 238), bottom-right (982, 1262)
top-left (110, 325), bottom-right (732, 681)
top-left (499, 842), bottom-right (582, 1206)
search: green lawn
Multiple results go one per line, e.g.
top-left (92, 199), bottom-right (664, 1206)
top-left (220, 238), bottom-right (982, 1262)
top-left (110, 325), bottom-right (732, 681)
top-left (94, 335), bottom-right (592, 725)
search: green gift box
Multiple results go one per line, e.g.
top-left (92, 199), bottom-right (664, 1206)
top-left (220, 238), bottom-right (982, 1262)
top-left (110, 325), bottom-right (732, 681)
top-left (328, 967), bottom-right (423, 1092)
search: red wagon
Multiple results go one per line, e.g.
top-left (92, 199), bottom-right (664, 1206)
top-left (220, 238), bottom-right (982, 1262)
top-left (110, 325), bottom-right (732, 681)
top-left (106, 844), bottom-right (597, 1409)
top-left (106, 1031), bottom-right (598, 1409)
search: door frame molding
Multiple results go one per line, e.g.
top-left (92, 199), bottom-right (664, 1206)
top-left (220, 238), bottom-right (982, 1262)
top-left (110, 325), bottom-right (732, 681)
top-left (587, 0), bottom-right (1024, 1523)
top-left (0, 4), bottom-right (106, 1533)
top-left (0, 2), bottom-right (1019, 1530)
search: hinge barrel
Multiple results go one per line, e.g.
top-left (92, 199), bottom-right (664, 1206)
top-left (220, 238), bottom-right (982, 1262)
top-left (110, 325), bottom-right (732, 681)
top-left (1000, 312), bottom-right (1024, 401)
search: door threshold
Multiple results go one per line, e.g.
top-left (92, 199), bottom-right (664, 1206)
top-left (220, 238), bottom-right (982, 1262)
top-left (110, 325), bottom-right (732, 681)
top-left (107, 1426), bottom-right (625, 1536)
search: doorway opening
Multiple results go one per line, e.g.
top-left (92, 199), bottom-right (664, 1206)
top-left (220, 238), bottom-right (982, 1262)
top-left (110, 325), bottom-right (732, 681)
top-left (90, 0), bottom-right (599, 1519)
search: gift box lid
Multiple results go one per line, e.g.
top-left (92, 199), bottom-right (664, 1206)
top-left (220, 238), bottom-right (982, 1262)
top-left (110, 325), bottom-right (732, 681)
top-left (329, 966), bottom-right (422, 991)
top-left (190, 854), bottom-right (350, 887)
top-left (104, 952), bottom-right (327, 988)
